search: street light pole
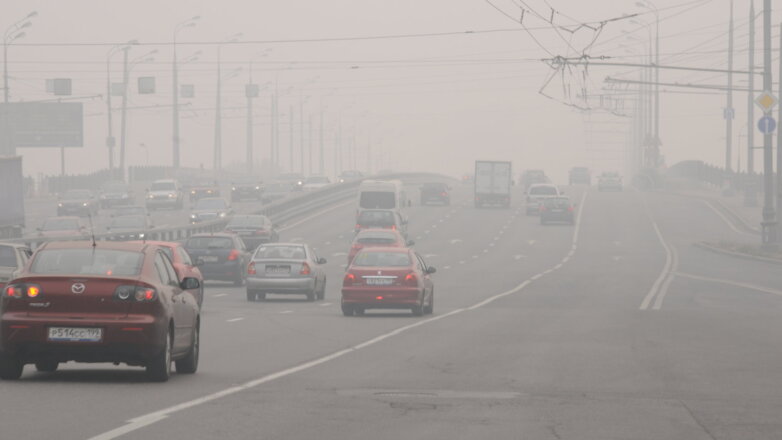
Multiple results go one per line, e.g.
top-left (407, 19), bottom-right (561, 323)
top-left (172, 16), bottom-right (199, 170)
top-left (2, 11), bottom-right (36, 157)
top-left (760, 0), bottom-right (776, 246)
top-left (747, 0), bottom-right (757, 206)
top-left (119, 46), bottom-right (130, 177)
top-left (726, 0), bottom-right (734, 174)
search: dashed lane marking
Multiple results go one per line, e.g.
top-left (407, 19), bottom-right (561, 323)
top-left (226, 318), bottom-right (244, 323)
top-left (213, 293), bottom-right (228, 298)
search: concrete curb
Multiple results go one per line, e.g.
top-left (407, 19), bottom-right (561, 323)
top-left (693, 241), bottom-right (782, 266)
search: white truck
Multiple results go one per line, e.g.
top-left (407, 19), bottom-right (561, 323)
top-left (474, 160), bottom-right (512, 208)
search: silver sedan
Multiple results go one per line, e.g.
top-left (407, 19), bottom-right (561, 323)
top-left (246, 243), bottom-right (327, 302)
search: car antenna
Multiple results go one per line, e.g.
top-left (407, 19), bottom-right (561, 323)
top-left (87, 212), bottom-right (97, 248)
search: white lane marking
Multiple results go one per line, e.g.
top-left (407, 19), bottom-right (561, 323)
top-left (613, 241), bottom-right (622, 246)
top-left (89, 193), bottom-right (592, 440)
top-left (431, 225), bottom-right (438, 229)
top-left (338, 235), bottom-right (344, 239)
top-left (213, 293), bottom-right (228, 298)
top-left (444, 266), bottom-right (451, 270)
top-left (675, 271), bottom-right (782, 296)
top-left (226, 318), bottom-right (244, 323)
top-left (289, 237), bottom-right (303, 243)
top-left (319, 303), bottom-right (332, 307)
top-left (639, 216), bottom-right (674, 311)
top-left (424, 254), bottom-right (438, 258)
top-left (528, 240), bottom-right (536, 245)
top-left (530, 274), bottom-right (542, 281)
top-left (554, 263), bottom-right (563, 269)
top-left (471, 255), bottom-right (478, 259)
top-left (439, 219), bottom-right (444, 223)
top-left (459, 260), bottom-right (466, 264)
top-left (450, 239), bottom-right (462, 245)
top-left (489, 243), bottom-right (495, 247)
top-left (277, 199), bottom-right (353, 232)
top-left (482, 249), bottom-right (489, 253)
top-left (340, 264), bottom-right (347, 268)
top-left (416, 236), bottom-right (422, 240)
top-left (513, 254), bottom-right (526, 260)
top-left (332, 252), bottom-right (347, 257)
top-left (652, 245), bottom-right (679, 310)
top-left (279, 310), bottom-right (293, 314)
top-left (424, 230), bottom-right (430, 234)
top-left (702, 200), bottom-right (753, 236)
top-left (325, 241), bottom-right (331, 245)
top-left (612, 256), bottom-right (623, 261)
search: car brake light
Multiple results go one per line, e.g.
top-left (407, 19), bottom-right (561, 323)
top-left (390, 225), bottom-right (396, 230)
top-left (343, 273), bottom-right (356, 286)
top-left (26, 286), bottom-right (40, 298)
top-left (114, 285), bottom-right (157, 302)
top-left (136, 288), bottom-right (156, 301)
top-left (228, 249), bottom-right (240, 261)
top-left (539, 205), bottom-right (546, 212)
top-left (355, 224), bottom-right (363, 230)
top-left (247, 262), bottom-right (256, 275)
top-left (300, 262), bottom-right (311, 275)
top-left (404, 273), bottom-right (418, 287)
top-left (568, 206), bottom-right (574, 212)
top-left (4, 285), bottom-right (21, 298)
top-left (440, 192), bottom-right (447, 197)
top-left (253, 229), bottom-right (266, 235)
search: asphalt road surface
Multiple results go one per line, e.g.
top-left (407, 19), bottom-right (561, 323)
top-left (4, 181), bottom-right (782, 440)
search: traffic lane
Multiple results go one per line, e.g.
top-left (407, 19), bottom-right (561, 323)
top-left (73, 182), bottom-right (586, 439)
top-left (643, 190), bottom-right (782, 305)
top-left (0, 178), bottom-right (479, 438)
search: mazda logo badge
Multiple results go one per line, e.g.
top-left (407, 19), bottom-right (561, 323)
top-left (71, 283), bottom-right (86, 294)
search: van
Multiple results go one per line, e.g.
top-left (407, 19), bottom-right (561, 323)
top-left (356, 180), bottom-right (407, 216)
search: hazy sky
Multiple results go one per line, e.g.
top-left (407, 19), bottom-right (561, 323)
top-left (3, 0), bottom-right (779, 183)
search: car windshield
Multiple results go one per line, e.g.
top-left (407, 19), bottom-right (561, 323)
top-left (356, 232), bottom-right (399, 245)
top-left (357, 211), bottom-right (395, 226)
top-left (42, 218), bottom-right (80, 231)
top-left (0, 246), bottom-right (17, 267)
top-left (110, 216), bottom-right (146, 229)
top-left (151, 182), bottom-right (176, 191)
top-left (194, 198), bottom-right (227, 210)
top-left (359, 192), bottom-right (396, 209)
top-left (254, 245), bottom-right (306, 260)
top-left (31, 249), bottom-right (143, 276)
top-left (227, 216), bottom-right (267, 227)
top-left (62, 190), bottom-right (91, 200)
top-left (529, 186), bottom-right (558, 196)
top-left (352, 251), bottom-right (411, 267)
top-left (186, 237), bottom-right (234, 249)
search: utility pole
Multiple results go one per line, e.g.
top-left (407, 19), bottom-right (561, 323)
top-left (307, 114), bottom-right (313, 175)
top-left (172, 43), bottom-right (180, 169)
top-left (726, 0), bottom-right (734, 175)
top-left (106, 51), bottom-right (116, 172)
top-left (319, 110), bottom-right (325, 175)
top-left (299, 97), bottom-right (305, 175)
top-left (760, 0), bottom-right (776, 246)
top-left (119, 46), bottom-right (130, 178)
top-left (289, 105), bottom-right (294, 172)
top-left (777, 23), bottom-right (782, 238)
top-left (246, 62), bottom-right (254, 175)
top-left (269, 89), bottom-right (275, 174)
top-left (213, 45), bottom-right (223, 173)
top-left (746, 0), bottom-right (757, 206)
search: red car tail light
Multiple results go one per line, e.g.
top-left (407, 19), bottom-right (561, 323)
top-left (114, 285), bottom-right (157, 302)
top-left (227, 249), bottom-right (240, 261)
top-left (300, 262), bottom-right (311, 275)
top-left (539, 205), bottom-right (547, 212)
top-left (343, 273), bottom-right (356, 286)
top-left (26, 285), bottom-right (41, 298)
top-left (3, 284), bottom-right (39, 299)
top-left (247, 262), bottom-right (257, 275)
top-left (390, 225), bottom-right (396, 231)
top-left (403, 273), bottom-right (418, 287)
top-left (355, 224), bottom-right (363, 230)
top-left (568, 206), bottom-right (574, 212)
top-left (440, 192), bottom-right (448, 197)
top-left (253, 229), bottom-right (267, 235)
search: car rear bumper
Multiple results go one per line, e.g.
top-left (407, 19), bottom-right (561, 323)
top-left (199, 262), bottom-right (244, 281)
top-left (0, 313), bottom-right (166, 364)
top-left (341, 287), bottom-right (421, 308)
top-left (247, 277), bottom-right (314, 293)
top-left (541, 212), bottom-right (574, 222)
top-left (58, 206), bottom-right (91, 215)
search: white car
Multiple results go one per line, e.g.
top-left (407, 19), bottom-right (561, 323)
top-left (598, 172), bottom-right (623, 191)
top-left (145, 179), bottom-right (184, 210)
top-left (302, 176), bottom-right (331, 192)
top-left (525, 183), bottom-right (562, 215)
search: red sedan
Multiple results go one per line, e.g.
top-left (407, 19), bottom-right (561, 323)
top-left (0, 240), bottom-right (201, 381)
top-left (133, 240), bottom-right (204, 307)
top-left (341, 247), bottom-right (435, 317)
top-left (347, 228), bottom-right (413, 265)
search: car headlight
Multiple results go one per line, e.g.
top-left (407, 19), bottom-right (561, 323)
top-left (232, 187), bottom-right (237, 191)
top-left (139, 233), bottom-right (145, 239)
top-left (297, 181), bottom-right (303, 185)
top-left (191, 190), bottom-right (196, 194)
top-left (58, 203), bottom-right (63, 207)
top-left (82, 202), bottom-right (88, 207)
top-left (147, 194), bottom-right (154, 199)
top-left (190, 214), bottom-right (197, 219)
top-left (219, 212), bottom-right (227, 217)
top-left (168, 193), bottom-right (176, 198)
top-left (255, 186), bottom-right (260, 190)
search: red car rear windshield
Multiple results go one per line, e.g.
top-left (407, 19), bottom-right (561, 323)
top-left (353, 252), bottom-right (411, 267)
top-left (31, 249), bottom-right (144, 276)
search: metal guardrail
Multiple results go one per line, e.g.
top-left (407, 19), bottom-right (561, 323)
top-left (7, 172), bottom-right (449, 249)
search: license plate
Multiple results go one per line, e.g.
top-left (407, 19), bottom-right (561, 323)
top-left (48, 327), bottom-right (102, 342)
top-left (365, 278), bottom-right (393, 286)
top-left (266, 266), bottom-right (290, 274)
top-left (201, 256), bottom-right (219, 263)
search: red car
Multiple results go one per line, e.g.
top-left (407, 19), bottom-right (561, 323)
top-left (0, 240), bottom-right (201, 381)
top-left (348, 228), bottom-right (413, 265)
top-left (133, 240), bottom-right (205, 307)
top-left (341, 247), bottom-right (435, 317)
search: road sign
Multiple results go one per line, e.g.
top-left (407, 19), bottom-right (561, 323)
top-left (138, 77), bottom-right (155, 94)
top-left (758, 116), bottom-right (776, 134)
top-left (755, 90), bottom-right (778, 113)
top-left (0, 102), bottom-right (83, 147)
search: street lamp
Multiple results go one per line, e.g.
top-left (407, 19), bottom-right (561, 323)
top-left (635, 1), bottom-right (661, 170)
top-left (118, 49), bottom-right (156, 176)
top-left (106, 40), bottom-right (138, 172)
top-left (172, 15), bottom-right (200, 169)
top-left (213, 33), bottom-right (243, 173)
top-left (2, 11), bottom-right (37, 156)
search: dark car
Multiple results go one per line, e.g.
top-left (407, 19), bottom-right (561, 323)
top-left (338, 170), bottom-right (364, 183)
top-left (184, 233), bottom-right (249, 286)
top-left (57, 189), bottom-right (99, 217)
top-left (188, 179), bottom-right (221, 202)
top-left (0, 240), bottom-right (201, 381)
top-left (569, 167), bottom-right (591, 185)
top-left (37, 216), bottom-right (88, 239)
top-left (341, 247), bottom-right (435, 316)
top-left (224, 214), bottom-right (279, 250)
top-left (112, 204), bottom-right (150, 217)
top-left (231, 181), bottom-right (263, 202)
top-left (277, 173), bottom-right (306, 192)
top-left (246, 243), bottom-right (327, 302)
top-left (355, 209), bottom-right (407, 238)
top-left (540, 196), bottom-right (576, 225)
top-left (520, 169), bottom-right (548, 191)
top-left (135, 241), bottom-right (205, 307)
top-left (420, 182), bottom-right (451, 206)
top-left (106, 215), bottom-right (154, 241)
top-left (189, 197), bottom-right (233, 224)
top-left (98, 181), bottom-right (133, 208)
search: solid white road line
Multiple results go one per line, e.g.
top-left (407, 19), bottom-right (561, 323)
top-left (639, 216), bottom-right (674, 311)
top-left (652, 245), bottom-right (679, 310)
top-left (226, 318), bottom-right (244, 323)
top-left (319, 303), bottom-right (332, 307)
top-left (675, 271), bottom-right (782, 297)
top-left (213, 293), bottom-right (228, 298)
top-left (702, 200), bottom-right (753, 236)
top-left (279, 311), bottom-right (293, 314)
top-left (88, 192), bottom-right (592, 440)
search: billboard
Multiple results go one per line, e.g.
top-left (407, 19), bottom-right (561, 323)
top-left (0, 102), bottom-right (83, 148)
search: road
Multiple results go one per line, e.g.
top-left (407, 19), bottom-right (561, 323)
top-left (3, 181), bottom-right (782, 439)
